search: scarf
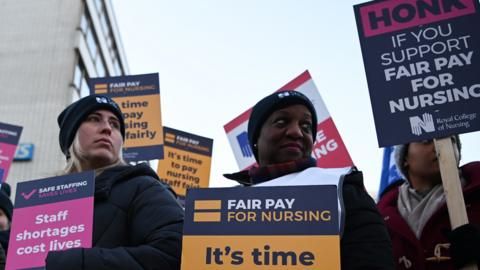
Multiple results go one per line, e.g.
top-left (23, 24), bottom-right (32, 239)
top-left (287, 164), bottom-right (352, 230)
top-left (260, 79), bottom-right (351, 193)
top-left (397, 173), bottom-right (466, 238)
top-left (248, 157), bottom-right (317, 185)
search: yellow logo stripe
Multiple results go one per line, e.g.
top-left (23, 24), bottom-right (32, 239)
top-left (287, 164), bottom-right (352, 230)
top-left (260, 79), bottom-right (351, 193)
top-left (94, 83), bottom-right (108, 89)
top-left (194, 212), bottom-right (221, 222)
top-left (95, 89), bottom-right (108, 94)
top-left (194, 200), bottom-right (221, 210)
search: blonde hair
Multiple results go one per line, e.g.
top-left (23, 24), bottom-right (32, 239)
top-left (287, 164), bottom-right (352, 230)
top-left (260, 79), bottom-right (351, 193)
top-left (62, 134), bottom-right (126, 175)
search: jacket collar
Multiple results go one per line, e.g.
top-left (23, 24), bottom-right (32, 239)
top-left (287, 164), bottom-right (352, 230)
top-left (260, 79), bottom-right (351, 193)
top-left (461, 162), bottom-right (480, 195)
top-left (378, 162), bottom-right (480, 242)
top-left (94, 163), bottom-right (159, 201)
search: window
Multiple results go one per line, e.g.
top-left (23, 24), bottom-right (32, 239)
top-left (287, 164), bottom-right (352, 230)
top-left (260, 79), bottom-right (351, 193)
top-left (90, 0), bottom-right (125, 76)
top-left (94, 0), bottom-right (103, 13)
top-left (79, 1), bottom-right (125, 77)
top-left (72, 88), bottom-right (80, 103)
top-left (80, 77), bottom-right (89, 97)
top-left (80, 13), bottom-right (88, 33)
top-left (72, 55), bottom-right (90, 99)
top-left (79, 5), bottom-right (108, 77)
top-left (95, 56), bottom-right (106, 77)
top-left (112, 57), bottom-right (122, 76)
top-left (85, 28), bottom-right (98, 59)
top-left (100, 11), bottom-right (110, 37)
top-left (73, 64), bottom-right (82, 89)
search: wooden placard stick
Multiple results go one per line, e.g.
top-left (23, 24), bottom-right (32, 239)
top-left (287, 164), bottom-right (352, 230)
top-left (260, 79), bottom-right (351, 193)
top-left (434, 137), bottom-right (478, 270)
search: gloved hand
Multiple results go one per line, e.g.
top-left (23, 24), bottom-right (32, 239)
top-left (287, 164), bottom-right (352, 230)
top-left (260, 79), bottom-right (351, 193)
top-left (45, 248), bottom-right (84, 270)
top-left (447, 224), bottom-right (480, 268)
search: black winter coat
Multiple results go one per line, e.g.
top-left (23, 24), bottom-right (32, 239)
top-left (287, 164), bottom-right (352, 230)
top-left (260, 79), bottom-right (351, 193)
top-left (46, 164), bottom-right (184, 270)
top-left (0, 242), bottom-right (5, 270)
top-left (225, 167), bottom-right (394, 270)
top-left (340, 170), bottom-right (394, 269)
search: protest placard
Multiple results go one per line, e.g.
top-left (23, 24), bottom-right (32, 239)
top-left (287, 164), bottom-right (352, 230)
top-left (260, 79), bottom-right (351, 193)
top-left (181, 185), bottom-right (340, 270)
top-left (157, 126), bottom-right (213, 203)
top-left (89, 73), bottom-right (164, 161)
top-left (355, 2), bottom-right (480, 268)
top-left (354, 0), bottom-right (480, 147)
top-left (224, 70), bottom-right (353, 171)
top-left (0, 122), bottom-right (23, 182)
top-left (6, 171), bottom-right (95, 270)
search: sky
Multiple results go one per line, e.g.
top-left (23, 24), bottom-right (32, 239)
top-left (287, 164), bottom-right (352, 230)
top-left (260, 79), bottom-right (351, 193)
top-left (112, 1), bottom-right (480, 195)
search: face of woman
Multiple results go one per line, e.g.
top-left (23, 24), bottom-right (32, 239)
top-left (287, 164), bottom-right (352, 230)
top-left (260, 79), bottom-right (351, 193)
top-left (256, 104), bottom-right (314, 166)
top-left (75, 110), bottom-right (123, 170)
top-left (0, 208), bottom-right (9, 230)
top-left (405, 137), bottom-right (460, 189)
top-left (405, 140), bottom-right (440, 183)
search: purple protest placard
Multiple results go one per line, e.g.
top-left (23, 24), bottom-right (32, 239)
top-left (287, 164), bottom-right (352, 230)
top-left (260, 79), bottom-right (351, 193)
top-left (0, 122), bottom-right (23, 182)
top-left (6, 171), bottom-right (95, 270)
top-left (354, 0), bottom-right (480, 146)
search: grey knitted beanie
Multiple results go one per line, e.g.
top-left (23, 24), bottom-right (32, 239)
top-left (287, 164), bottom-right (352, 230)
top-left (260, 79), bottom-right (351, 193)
top-left (393, 135), bottom-right (462, 180)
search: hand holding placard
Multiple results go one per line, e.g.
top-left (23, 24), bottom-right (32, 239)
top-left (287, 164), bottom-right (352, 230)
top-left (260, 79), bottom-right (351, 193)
top-left (434, 137), bottom-right (477, 270)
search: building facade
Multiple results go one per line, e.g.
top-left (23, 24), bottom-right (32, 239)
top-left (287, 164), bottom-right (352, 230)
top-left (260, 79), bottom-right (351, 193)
top-left (0, 0), bottom-right (128, 196)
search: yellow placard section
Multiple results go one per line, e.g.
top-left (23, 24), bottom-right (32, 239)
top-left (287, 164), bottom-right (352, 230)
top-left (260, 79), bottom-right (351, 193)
top-left (181, 235), bottom-right (340, 269)
top-left (195, 200), bottom-right (222, 210)
top-left (112, 95), bottom-right (163, 148)
top-left (193, 212), bottom-right (221, 222)
top-left (157, 147), bottom-right (212, 196)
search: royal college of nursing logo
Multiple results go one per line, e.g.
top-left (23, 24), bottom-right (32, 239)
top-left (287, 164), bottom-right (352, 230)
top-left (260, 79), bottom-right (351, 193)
top-left (409, 113), bottom-right (435, 136)
top-left (236, 132), bottom-right (252, 158)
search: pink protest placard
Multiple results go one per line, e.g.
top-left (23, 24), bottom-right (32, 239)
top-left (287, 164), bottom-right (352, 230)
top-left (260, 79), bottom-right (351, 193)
top-left (224, 70), bottom-right (353, 171)
top-left (0, 122), bottom-right (23, 182)
top-left (6, 171), bottom-right (95, 270)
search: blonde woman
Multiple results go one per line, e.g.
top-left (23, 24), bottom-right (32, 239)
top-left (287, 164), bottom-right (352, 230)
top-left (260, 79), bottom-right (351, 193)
top-left (46, 95), bottom-right (183, 270)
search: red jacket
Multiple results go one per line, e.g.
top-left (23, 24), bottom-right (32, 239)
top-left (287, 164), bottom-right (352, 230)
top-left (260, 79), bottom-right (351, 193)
top-left (377, 162), bottom-right (480, 270)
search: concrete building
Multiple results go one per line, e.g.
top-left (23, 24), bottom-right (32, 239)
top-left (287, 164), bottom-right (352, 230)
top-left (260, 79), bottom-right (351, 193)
top-left (0, 0), bottom-right (129, 195)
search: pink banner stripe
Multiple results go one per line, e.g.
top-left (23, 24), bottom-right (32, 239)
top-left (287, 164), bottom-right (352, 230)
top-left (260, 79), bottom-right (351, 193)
top-left (360, 0), bottom-right (476, 37)
top-left (278, 70), bottom-right (311, 91)
top-left (223, 108), bottom-right (252, 133)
